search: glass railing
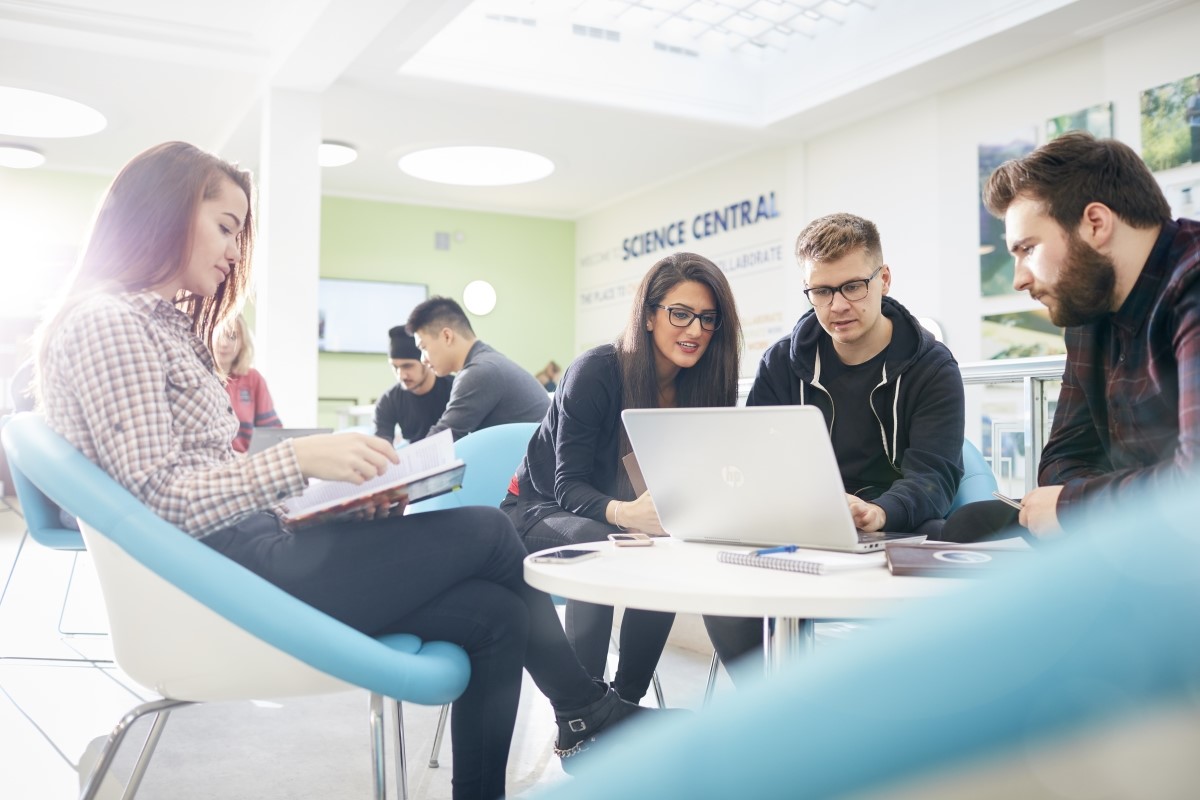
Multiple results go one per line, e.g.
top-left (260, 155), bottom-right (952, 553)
top-left (960, 355), bottom-right (1064, 497)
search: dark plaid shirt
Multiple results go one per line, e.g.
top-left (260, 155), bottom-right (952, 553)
top-left (1040, 219), bottom-right (1200, 514)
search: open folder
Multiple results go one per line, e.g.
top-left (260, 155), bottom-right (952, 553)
top-left (278, 430), bottom-right (465, 529)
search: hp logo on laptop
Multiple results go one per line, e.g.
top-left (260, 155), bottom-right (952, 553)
top-left (720, 466), bottom-right (745, 488)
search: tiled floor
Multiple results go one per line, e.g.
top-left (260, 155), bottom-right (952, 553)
top-left (0, 503), bottom-right (724, 799)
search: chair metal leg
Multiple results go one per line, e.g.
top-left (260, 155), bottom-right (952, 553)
top-left (58, 550), bottom-right (106, 637)
top-left (0, 532), bottom-right (111, 665)
top-left (650, 669), bottom-right (665, 709)
top-left (428, 702), bottom-right (450, 768)
top-left (121, 708), bottom-right (172, 799)
top-left (703, 651), bottom-right (720, 706)
top-left (610, 631), bottom-right (666, 707)
top-left (392, 699), bottom-right (408, 800)
top-left (0, 528), bottom-right (29, 610)
top-left (369, 693), bottom-right (387, 800)
top-left (80, 698), bottom-right (192, 800)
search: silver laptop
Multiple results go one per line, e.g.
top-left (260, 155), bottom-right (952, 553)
top-left (621, 406), bottom-right (923, 553)
top-left (246, 427), bottom-right (333, 455)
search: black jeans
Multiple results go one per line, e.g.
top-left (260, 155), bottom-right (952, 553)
top-left (201, 506), bottom-right (599, 800)
top-left (503, 498), bottom-right (675, 703)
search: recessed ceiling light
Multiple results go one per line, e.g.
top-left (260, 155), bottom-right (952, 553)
top-left (0, 144), bottom-right (45, 169)
top-left (0, 87), bottom-right (106, 138)
top-left (398, 146), bottom-right (555, 186)
top-left (319, 141), bottom-right (357, 167)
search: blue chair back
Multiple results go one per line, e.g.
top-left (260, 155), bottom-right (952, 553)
top-left (948, 439), bottom-right (998, 514)
top-left (410, 422), bottom-right (538, 513)
top-left (2, 420), bottom-right (84, 551)
top-left (1, 413), bottom-right (468, 704)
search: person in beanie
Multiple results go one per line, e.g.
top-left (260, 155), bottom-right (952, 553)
top-left (373, 325), bottom-right (453, 444)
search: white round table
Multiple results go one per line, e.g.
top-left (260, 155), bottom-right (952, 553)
top-left (524, 538), bottom-right (964, 660)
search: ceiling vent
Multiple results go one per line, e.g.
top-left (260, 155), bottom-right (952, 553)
top-left (485, 13), bottom-right (536, 27)
top-left (653, 41), bottom-right (699, 58)
top-left (572, 24), bottom-right (620, 42)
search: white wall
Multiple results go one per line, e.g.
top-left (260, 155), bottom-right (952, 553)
top-left (574, 147), bottom-right (803, 377)
top-left (575, 2), bottom-right (1200, 369)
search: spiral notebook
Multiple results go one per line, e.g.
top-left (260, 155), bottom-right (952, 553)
top-left (718, 548), bottom-right (886, 575)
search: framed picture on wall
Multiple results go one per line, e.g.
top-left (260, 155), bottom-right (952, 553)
top-left (1140, 71), bottom-right (1200, 172)
top-left (1046, 101), bottom-right (1113, 140)
top-left (318, 279), bottom-right (428, 354)
top-left (978, 130), bottom-right (1036, 298)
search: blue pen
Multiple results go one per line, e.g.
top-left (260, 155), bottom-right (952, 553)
top-left (753, 545), bottom-right (799, 556)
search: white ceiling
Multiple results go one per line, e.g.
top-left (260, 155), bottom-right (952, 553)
top-left (0, 0), bottom-right (1189, 218)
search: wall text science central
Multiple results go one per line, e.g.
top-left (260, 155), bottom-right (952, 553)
top-left (621, 192), bottom-right (780, 261)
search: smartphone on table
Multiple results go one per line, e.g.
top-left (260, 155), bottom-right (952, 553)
top-left (608, 532), bottom-right (654, 547)
top-left (530, 549), bottom-right (600, 564)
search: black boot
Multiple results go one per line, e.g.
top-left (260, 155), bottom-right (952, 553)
top-left (553, 684), bottom-right (646, 771)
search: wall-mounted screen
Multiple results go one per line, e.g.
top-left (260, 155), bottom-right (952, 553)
top-left (318, 279), bottom-right (428, 354)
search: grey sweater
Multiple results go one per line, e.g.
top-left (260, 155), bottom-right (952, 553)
top-left (426, 340), bottom-right (549, 440)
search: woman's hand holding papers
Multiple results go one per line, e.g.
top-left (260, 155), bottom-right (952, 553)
top-left (291, 433), bottom-right (400, 484)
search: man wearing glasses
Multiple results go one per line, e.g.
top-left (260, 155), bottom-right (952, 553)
top-left (751, 212), bottom-right (965, 532)
top-left (705, 212), bottom-right (965, 675)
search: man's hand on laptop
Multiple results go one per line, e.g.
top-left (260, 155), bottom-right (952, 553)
top-left (845, 494), bottom-right (886, 532)
top-left (608, 492), bottom-right (666, 535)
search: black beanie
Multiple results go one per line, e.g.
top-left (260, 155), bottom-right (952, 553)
top-left (388, 326), bottom-right (422, 360)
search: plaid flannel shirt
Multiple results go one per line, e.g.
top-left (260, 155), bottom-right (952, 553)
top-left (40, 291), bottom-right (307, 537)
top-left (1040, 219), bottom-right (1200, 515)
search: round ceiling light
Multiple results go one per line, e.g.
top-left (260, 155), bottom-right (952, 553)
top-left (398, 146), bottom-right (554, 186)
top-left (319, 140), bottom-right (357, 167)
top-left (462, 280), bottom-right (497, 315)
top-left (0, 87), bottom-right (106, 138)
top-left (0, 144), bottom-right (46, 169)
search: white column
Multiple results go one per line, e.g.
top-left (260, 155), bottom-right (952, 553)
top-left (255, 89), bottom-right (321, 426)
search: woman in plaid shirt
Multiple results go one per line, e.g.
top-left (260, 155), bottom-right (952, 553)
top-left (34, 141), bottom-right (651, 799)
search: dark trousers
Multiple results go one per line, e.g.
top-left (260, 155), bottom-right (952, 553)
top-left (504, 500), bottom-right (675, 703)
top-left (201, 506), bottom-right (598, 800)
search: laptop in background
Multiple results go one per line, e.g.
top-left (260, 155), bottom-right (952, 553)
top-left (246, 427), bottom-right (333, 455)
top-left (621, 406), bottom-right (923, 553)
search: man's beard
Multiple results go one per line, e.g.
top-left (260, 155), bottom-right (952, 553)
top-left (1049, 233), bottom-right (1117, 327)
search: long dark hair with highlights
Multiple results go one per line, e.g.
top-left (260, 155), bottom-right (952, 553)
top-left (618, 251), bottom-right (742, 418)
top-left (37, 141), bottom-right (254, 369)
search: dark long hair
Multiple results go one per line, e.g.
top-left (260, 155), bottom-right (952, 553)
top-left (618, 251), bottom-right (743, 417)
top-left (37, 141), bottom-right (254, 369)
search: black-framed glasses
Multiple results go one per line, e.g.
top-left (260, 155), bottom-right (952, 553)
top-left (652, 304), bottom-right (722, 332)
top-left (803, 265), bottom-right (883, 307)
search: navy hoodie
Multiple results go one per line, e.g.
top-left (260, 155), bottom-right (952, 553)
top-left (747, 296), bottom-right (965, 531)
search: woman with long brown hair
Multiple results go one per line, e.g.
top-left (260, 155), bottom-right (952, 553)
top-left (35, 141), bottom-right (655, 798)
top-left (503, 252), bottom-right (742, 711)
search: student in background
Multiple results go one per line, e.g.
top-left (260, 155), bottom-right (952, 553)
top-left (945, 131), bottom-right (1199, 542)
top-left (35, 141), bottom-right (656, 798)
top-left (705, 213), bottom-right (964, 680)
top-left (502, 253), bottom-right (742, 704)
top-left (214, 313), bottom-right (281, 453)
top-left (407, 297), bottom-right (549, 439)
top-left (373, 326), bottom-right (452, 444)
top-left (535, 360), bottom-right (562, 392)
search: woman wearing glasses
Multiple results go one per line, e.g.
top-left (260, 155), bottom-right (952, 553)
top-left (502, 252), bottom-right (742, 714)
